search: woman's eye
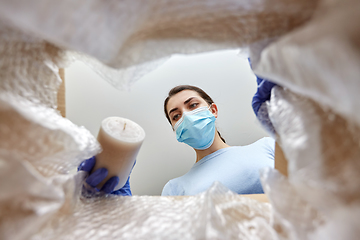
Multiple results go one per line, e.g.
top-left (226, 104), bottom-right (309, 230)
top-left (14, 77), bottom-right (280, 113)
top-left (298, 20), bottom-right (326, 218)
top-left (190, 103), bottom-right (198, 108)
top-left (172, 114), bottom-right (180, 121)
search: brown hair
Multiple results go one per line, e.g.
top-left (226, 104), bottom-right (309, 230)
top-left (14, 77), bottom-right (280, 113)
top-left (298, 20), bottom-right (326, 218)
top-left (164, 85), bottom-right (226, 143)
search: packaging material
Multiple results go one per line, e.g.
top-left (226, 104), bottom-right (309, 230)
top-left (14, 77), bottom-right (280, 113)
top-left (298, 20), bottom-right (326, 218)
top-left (253, 0), bottom-right (360, 238)
top-left (253, 0), bottom-right (360, 127)
top-left (0, 0), bottom-right (316, 90)
top-left (31, 182), bottom-right (274, 240)
top-left (0, 23), bottom-right (100, 177)
top-left (264, 87), bottom-right (360, 240)
top-left (1, 0), bottom-right (359, 239)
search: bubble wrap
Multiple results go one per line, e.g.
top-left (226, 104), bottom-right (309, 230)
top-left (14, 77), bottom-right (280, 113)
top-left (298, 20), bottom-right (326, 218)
top-left (0, 0), bottom-right (316, 89)
top-left (0, 23), bottom-right (100, 177)
top-left (253, 0), bottom-right (360, 126)
top-left (253, 0), bottom-right (360, 237)
top-left (1, 0), bottom-right (359, 239)
top-left (263, 87), bottom-right (360, 240)
top-left (30, 182), bottom-right (273, 240)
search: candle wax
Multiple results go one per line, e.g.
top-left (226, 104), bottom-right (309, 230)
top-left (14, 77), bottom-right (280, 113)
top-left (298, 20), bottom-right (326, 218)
top-left (92, 117), bottom-right (145, 190)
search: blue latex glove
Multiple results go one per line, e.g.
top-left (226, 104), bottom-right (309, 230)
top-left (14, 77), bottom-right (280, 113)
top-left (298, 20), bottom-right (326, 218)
top-left (252, 80), bottom-right (277, 116)
top-left (78, 156), bottom-right (133, 196)
top-left (249, 58), bottom-right (277, 137)
top-left (248, 58), bottom-right (277, 116)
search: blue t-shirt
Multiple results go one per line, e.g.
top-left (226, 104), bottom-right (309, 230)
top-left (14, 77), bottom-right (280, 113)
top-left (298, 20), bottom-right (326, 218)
top-left (161, 137), bottom-right (275, 196)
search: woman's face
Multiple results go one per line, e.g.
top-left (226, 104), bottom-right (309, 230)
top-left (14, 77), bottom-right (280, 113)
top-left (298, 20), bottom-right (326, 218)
top-left (167, 90), bottom-right (212, 128)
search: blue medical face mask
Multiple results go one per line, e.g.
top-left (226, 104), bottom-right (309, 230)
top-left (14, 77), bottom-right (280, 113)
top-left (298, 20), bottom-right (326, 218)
top-left (174, 105), bottom-right (216, 150)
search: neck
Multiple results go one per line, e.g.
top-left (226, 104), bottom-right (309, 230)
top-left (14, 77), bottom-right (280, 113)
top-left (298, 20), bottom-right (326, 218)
top-left (194, 131), bottom-right (230, 162)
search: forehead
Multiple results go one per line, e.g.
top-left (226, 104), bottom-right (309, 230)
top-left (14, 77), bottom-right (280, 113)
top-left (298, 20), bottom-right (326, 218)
top-left (167, 90), bottom-right (203, 112)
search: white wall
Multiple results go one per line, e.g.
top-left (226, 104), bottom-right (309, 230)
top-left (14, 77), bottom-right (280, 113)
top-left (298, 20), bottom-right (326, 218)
top-left (65, 49), bottom-right (268, 196)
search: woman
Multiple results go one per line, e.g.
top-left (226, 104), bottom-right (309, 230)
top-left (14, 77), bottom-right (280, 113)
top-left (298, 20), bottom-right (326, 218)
top-left (161, 85), bottom-right (275, 196)
top-left (80, 82), bottom-right (275, 196)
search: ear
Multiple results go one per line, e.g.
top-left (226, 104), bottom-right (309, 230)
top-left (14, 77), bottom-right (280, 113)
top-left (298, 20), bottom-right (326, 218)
top-left (210, 103), bottom-right (218, 118)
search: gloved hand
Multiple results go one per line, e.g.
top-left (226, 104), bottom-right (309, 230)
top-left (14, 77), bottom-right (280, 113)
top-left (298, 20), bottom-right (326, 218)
top-left (252, 79), bottom-right (277, 116)
top-left (249, 58), bottom-right (277, 116)
top-left (249, 58), bottom-right (277, 137)
top-left (78, 156), bottom-right (133, 196)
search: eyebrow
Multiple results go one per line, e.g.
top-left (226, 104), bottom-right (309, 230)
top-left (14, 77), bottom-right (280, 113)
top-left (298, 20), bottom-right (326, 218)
top-left (168, 97), bottom-right (196, 116)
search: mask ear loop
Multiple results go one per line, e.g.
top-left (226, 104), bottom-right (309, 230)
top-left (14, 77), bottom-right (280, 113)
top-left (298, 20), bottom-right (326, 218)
top-left (208, 103), bottom-right (214, 114)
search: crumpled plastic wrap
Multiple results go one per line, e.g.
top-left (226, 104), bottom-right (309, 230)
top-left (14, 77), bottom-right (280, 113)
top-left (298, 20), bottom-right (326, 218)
top-left (32, 182), bottom-right (274, 240)
top-left (253, 0), bottom-right (360, 126)
top-left (0, 0), bottom-right (316, 90)
top-left (0, 23), bottom-right (100, 177)
top-left (254, 0), bottom-right (360, 238)
top-left (1, 0), bottom-right (359, 239)
top-left (263, 87), bottom-right (360, 240)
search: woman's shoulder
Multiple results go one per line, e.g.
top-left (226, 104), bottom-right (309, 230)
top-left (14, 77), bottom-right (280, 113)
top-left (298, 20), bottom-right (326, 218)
top-left (161, 180), bottom-right (173, 196)
top-left (230, 137), bottom-right (274, 149)
top-left (230, 137), bottom-right (275, 155)
top-left (254, 137), bottom-right (275, 146)
top-left (161, 177), bottom-right (186, 196)
top-left (247, 137), bottom-right (275, 156)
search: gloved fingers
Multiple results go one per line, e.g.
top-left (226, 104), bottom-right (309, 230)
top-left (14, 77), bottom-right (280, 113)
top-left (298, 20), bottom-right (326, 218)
top-left (100, 176), bottom-right (120, 194)
top-left (82, 182), bottom-right (100, 197)
top-left (85, 167), bottom-right (108, 188)
top-left (78, 156), bottom-right (96, 172)
top-left (258, 80), bottom-right (276, 95)
top-left (111, 176), bottom-right (131, 196)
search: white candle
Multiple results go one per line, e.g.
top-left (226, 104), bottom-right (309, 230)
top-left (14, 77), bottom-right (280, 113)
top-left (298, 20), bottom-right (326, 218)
top-left (92, 117), bottom-right (145, 191)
